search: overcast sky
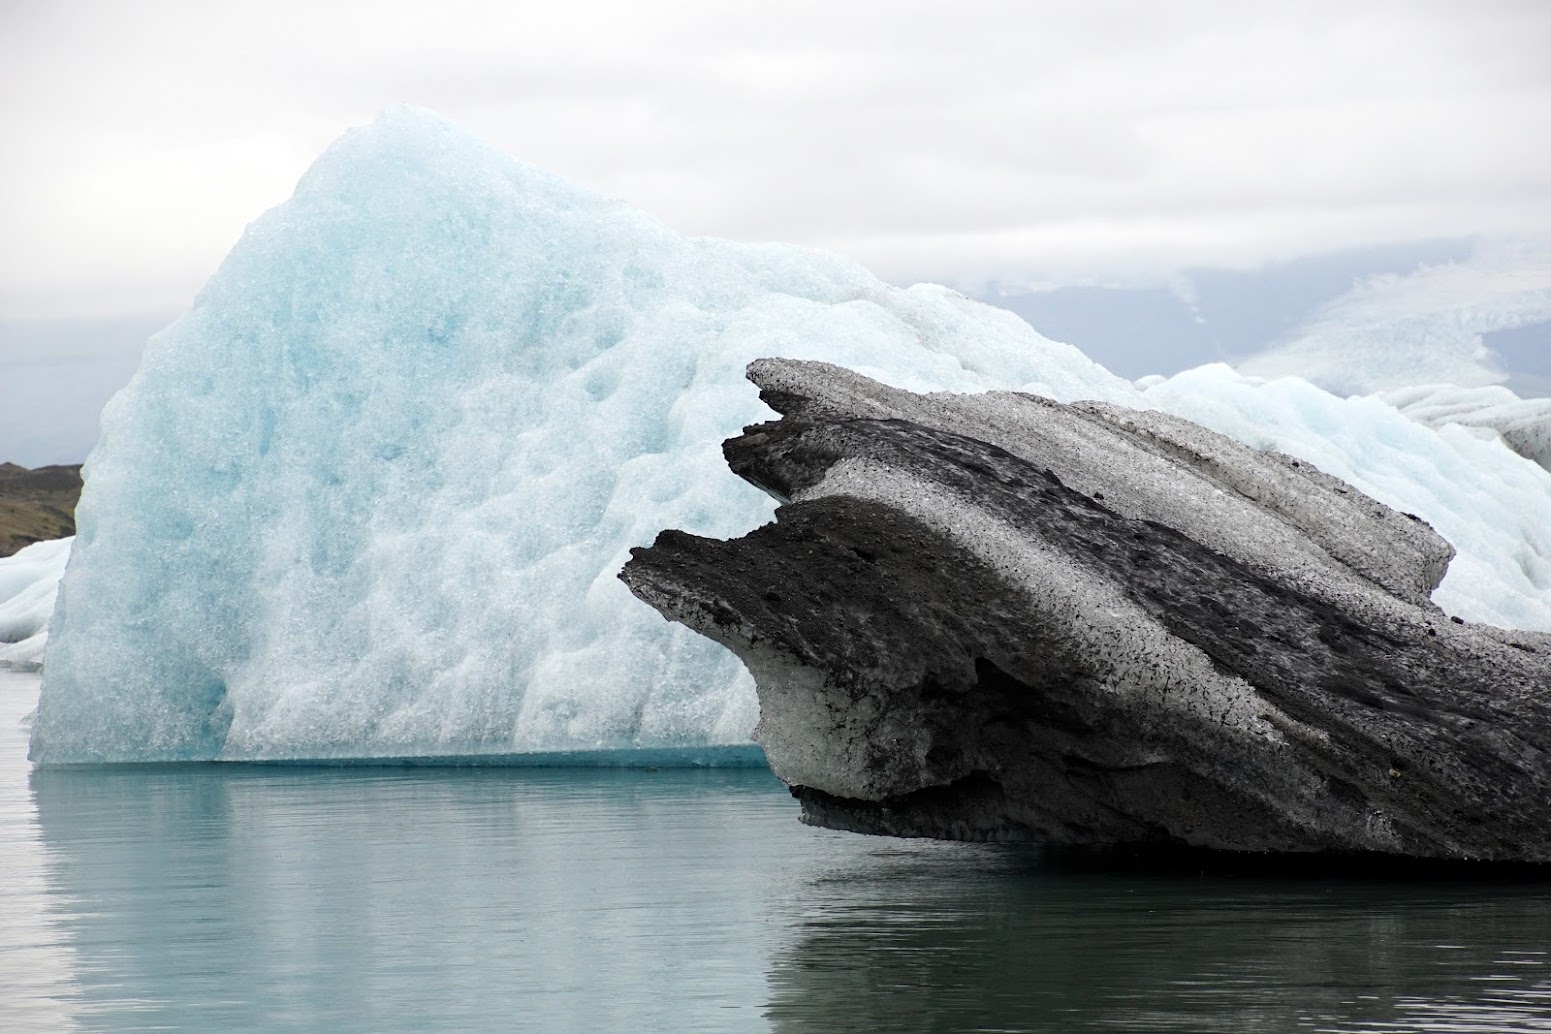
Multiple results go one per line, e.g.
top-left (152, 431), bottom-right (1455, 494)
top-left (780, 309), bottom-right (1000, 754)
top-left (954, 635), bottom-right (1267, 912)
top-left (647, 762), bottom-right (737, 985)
top-left (4, 0), bottom-right (1550, 321)
top-left (2, 1), bottom-right (1550, 465)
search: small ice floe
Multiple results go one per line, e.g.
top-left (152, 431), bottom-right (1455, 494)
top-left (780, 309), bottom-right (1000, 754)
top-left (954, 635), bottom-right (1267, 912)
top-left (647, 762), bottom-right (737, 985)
top-left (0, 537), bottom-right (71, 672)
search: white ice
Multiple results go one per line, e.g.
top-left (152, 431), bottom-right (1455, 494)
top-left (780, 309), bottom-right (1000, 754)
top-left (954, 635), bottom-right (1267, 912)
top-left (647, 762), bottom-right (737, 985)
top-left (0, 538), bottom-right (71, 672)
top-left (28, 108), bottom-right (1551, 764)
top-left (1380, 383), bottom-right (1551, 474)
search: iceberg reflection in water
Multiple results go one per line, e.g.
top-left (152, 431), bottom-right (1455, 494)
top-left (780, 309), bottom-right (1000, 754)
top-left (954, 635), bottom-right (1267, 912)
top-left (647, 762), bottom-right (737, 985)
top-left (5, 673), bottom-right (1551, 1033)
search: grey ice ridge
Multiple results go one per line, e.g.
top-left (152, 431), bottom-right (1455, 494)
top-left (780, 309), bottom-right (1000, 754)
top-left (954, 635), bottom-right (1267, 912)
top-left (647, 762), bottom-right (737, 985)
top-left (622, 359), bottom-right (1551, 860)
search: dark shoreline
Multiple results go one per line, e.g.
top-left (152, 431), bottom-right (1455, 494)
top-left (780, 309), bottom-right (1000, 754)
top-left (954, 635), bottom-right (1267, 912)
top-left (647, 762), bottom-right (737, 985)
top-left (0, 461), bottom-right (82, 557)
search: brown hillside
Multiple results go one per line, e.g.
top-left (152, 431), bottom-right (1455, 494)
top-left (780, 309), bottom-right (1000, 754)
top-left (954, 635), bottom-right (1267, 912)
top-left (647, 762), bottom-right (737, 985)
top-left (0, 463), bottom-right (83, 557)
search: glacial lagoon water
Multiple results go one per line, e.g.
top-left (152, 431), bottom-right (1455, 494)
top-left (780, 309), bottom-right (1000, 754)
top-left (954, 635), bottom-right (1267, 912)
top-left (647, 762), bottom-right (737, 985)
top-left (4, 669), bottom-right (1551, 1033)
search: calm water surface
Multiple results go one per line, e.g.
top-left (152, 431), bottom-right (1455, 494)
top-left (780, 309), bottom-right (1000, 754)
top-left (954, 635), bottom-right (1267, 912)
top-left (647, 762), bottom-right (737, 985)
top-left (4, 669), bottom-right (1551, 1032)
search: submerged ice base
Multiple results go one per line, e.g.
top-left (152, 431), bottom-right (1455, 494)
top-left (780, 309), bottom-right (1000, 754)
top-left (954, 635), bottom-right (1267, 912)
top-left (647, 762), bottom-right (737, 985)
top-left (30, 108), bottom-right (1551, 764)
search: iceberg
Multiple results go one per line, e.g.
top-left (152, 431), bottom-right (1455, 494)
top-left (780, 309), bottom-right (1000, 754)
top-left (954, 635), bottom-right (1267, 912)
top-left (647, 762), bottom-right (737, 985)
top-left (29, 108), bottom-right (1130, 764)
top-left (1380, 383), bottom-right (1551, 474)
top-left (30, 108), bottom-right (1551, 764)
top-left (0, 537), bottom-right (71, 672)
top-left (621, 360), bottom-right (1551, 858)
top-left (1139, 367), bottom-right (1551, 632)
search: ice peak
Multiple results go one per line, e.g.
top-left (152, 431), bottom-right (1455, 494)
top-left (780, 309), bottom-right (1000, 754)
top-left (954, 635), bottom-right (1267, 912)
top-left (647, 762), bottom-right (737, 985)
top-left (32, 111), bottom-right (1116, 764)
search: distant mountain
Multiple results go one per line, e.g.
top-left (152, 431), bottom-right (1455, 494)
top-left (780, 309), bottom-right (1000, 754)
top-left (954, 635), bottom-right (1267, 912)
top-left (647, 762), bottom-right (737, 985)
top-left (981, 238), bottom-right (1551, 399)
top-left (0, 463), bottom-right (82, 557)
top-left (981, 239), bottom-right (1476, 380)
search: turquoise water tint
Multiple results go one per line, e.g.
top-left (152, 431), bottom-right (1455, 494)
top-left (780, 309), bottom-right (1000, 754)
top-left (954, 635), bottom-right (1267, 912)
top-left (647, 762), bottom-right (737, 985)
top-left (4, 670), bottom-right (1550, 1032)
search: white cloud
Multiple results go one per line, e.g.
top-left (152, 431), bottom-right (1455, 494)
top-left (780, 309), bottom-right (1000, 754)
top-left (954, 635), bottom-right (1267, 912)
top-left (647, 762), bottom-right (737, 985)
top-left (2, 0), bottom-right (1549, 318)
